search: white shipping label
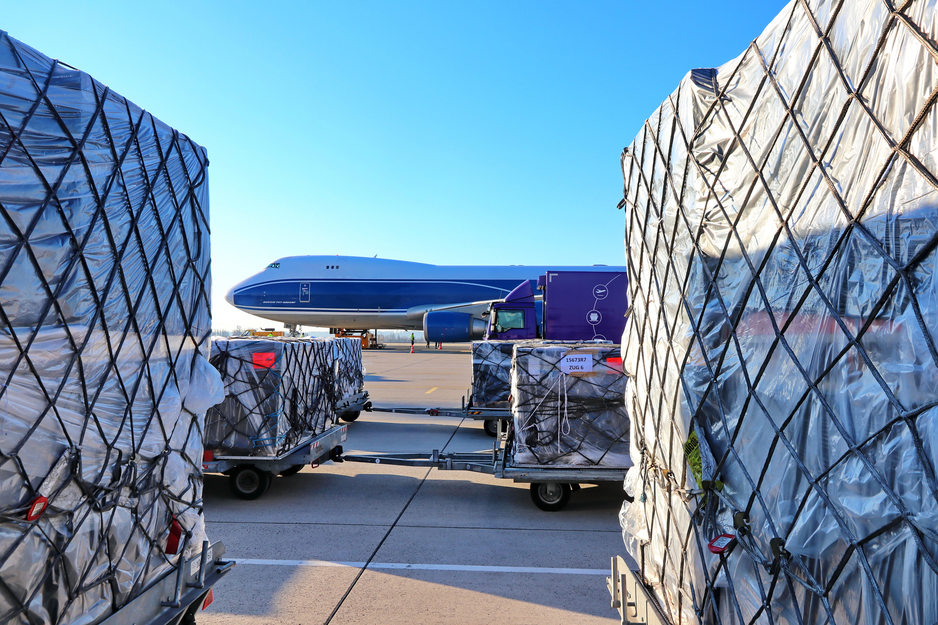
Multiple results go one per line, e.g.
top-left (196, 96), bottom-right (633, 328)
top-left (560, 354), bottom-right (593, 374)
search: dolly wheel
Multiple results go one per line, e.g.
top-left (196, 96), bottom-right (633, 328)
top-left (483, 420), bottom-right (498, 437)
top-left (341, 410), bottom-right (361, 422)
top-left (230, 466), bottom-right (272, 500)
top-left (530, 482), bottom-right (571, 511)
top-left (280, 465), bottom-right (303, 477)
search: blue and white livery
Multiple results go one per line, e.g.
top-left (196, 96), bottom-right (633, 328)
top-left (225, 255), bottom-right (625, 333)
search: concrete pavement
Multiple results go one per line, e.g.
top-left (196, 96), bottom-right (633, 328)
top-left (201, 343), bottom-right (625, 625)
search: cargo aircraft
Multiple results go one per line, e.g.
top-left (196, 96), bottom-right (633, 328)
top-left (225, 255), bottom-right (626, 341)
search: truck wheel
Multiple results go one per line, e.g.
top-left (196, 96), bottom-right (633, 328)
top-left (530, 482), bottom-right (571, 511)
top-left (230, 466), bottom-right (271, 500)
top-left (341, 410), bottom-right (361, 422)
top-left (279, 465), bottom-right (303, 477)
top-left (483, 420), bottom-right (498, 437)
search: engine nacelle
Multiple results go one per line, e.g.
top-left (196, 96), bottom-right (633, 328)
top-left (423, 311), bottom-right (487, 343)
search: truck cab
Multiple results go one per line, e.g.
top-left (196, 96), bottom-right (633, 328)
top-left (485, 302), bottom-right (538, 340)
top-left (484, 270), bottom-right (628, 342)
top-left (484, 280), bottom-right (539, 340)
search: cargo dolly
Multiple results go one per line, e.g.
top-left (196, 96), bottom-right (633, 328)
top-left (341, 423), bottom-right (627, 511)
top-left (203, 424), bottom-right (348, 500)
top-left (100, 540), bottom-right (234, 625)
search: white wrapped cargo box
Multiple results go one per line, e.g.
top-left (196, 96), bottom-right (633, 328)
top-left (471, 340), bottom-right (522, 408)
top-left (618, 1), bottom-right (938, 623)
top-left (472, 339), bottom-right (615, 409)
top-left (332, 336), bottom-right (365, 403)
top-left (0, 31), bottom-right (220, 625)
top-left (510, 344), bottom-right (631, 467)
top-left (206, 338), bottom-right (339, 456)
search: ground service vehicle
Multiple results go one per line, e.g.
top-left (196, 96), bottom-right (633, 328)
top-left (483, 270), bottom-right (628, 341)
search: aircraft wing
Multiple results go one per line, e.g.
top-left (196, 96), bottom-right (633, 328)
top-left (404, 300), bottom-right (497, 322)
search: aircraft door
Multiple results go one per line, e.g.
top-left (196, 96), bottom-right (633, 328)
top-left (300, 282), bottom-right (310, 303)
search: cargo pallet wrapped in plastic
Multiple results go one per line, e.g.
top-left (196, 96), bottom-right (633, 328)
top-left (471, 341), bottom-right (521, 408)
top-left (332, 336), bottom-right (365, 404)
top-left (472, 339), bottom-right (615, 408)
top-left (206, 337), bottom-right (340, 456)
top-left (617, 2), bottom-right (938, 623)
top-left (510, 344), bottom-right (631, 468)
top-left (0, 31), bottom-right (223, 625)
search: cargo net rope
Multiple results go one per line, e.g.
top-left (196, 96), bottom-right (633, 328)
top-left (207, 338), bottom-right (342, 457)
top-left (0, 32), bottom-right (220, 625)
top-left (510, 345), bottom-right (631, 467)
top-left (618, 2), bottom-right (938, 624)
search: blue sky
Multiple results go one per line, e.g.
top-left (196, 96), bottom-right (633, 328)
top-left (4, 0), bottom-right (789, 329)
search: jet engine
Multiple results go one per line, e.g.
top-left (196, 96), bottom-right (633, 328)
top-left (423, 311), bottom-right (487, 343)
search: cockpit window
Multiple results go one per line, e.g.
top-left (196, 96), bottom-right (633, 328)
top-left (267, 262), bottom-right (280, 269)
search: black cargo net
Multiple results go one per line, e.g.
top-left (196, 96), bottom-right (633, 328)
top-left (206, 338), bottom-right (340, 456)
top-left (0, 32), bottom-right (212, 625)
top-left (510, 345), bottom-right (631, 467)
top-left (619, 2), bottom-right (938, 624)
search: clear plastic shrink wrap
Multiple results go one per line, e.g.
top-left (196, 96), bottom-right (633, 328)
top-left (510, 344), bottom-right (631, 467)
top-left (471, 341), bottom-right (520, 408)
top-left (472, 339), bottom-right (615, 408)
top-left (206, 337), bottom-right (343, 456)
top-left (617, 1), bottom-right (938, 623)
top-left (0, 31), bottom-right (220, 625)
top-left (332, 337), bottom-right (365, 403)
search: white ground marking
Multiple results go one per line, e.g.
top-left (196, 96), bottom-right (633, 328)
top-left (233, 559), bottom-right (606, 575)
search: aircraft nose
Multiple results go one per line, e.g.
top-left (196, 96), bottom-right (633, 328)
top-left (224, 285), bottom-right (236, 307)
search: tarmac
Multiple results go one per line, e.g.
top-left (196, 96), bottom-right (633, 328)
top-left (200, 342), bottom-right (625, 625)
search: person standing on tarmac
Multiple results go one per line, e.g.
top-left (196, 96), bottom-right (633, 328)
top-left (411, 332), bottom-right (415, 349)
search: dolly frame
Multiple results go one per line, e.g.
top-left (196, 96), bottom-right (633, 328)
top-left (99, 541), bottom-right (235, 625)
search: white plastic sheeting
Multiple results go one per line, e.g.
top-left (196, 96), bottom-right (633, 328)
top-left (471, 341), bottom-right (516, 408)
top-left (0, 31), bottom-right (215, 625)
top-left (511, 344), bottom-right (631, 467)
top-left (332, 337), bottom-right (365, 404)
top-left (618, 2), bottom-right (938, 624)
top-left (472, 339), bottom-right (615, 408)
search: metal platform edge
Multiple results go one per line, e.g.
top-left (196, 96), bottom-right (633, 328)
top-left (100, 541), bottom-right (235, 625)
top-left (607, 555), bottom-right (671, 625)
top-left (337, 390), bottom-right (370, 415)
top-left (207, 424), bottom-right (348, 462)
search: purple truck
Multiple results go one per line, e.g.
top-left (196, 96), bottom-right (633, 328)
top-left (484, 271), bottom-right (628, 342)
